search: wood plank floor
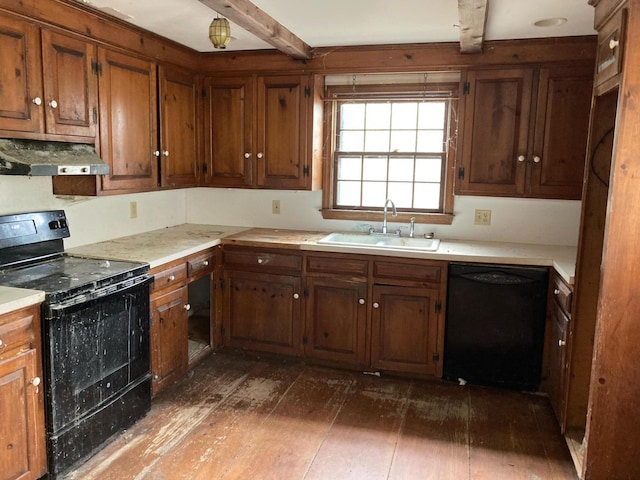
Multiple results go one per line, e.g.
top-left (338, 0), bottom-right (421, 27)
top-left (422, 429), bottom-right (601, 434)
top-left (63, 352), bottom-right (578, 480)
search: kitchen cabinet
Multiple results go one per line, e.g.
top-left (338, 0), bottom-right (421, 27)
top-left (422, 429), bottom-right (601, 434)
top-left (0, 305), bottom-right (47, 480)
top-left (0, 14), bottom-right (97, 140)
top-left (202, 74), bottom-right (322, 190)
top-left (149, 247), bottom-right (218, 396)
top-left (593, 1), bottom-right (626, 94)
top-left (457, 64), bottom-right (593, 200)
top-left (222, 247), bottom-right (303, 356)
top-left (304, 254), bottom-right (369, 367)
top-left (158, 65), bottom-right (199, 188)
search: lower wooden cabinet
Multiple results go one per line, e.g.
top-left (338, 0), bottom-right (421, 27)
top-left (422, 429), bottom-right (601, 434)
top-left (0, 305), bottom-right (47, 480)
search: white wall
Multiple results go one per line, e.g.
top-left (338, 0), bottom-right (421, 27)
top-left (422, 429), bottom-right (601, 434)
top-left (186, 188), bottom-right (582, 246)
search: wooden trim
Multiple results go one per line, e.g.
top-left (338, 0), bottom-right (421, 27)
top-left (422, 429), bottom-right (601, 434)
top-left (320, 209), bottom-right (454, 225)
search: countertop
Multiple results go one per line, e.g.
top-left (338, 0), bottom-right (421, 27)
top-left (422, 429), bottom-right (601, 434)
top-left (0, 286), bottom-right (45, 316)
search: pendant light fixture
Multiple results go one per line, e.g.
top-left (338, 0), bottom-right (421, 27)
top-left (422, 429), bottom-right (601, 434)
top-left (209, 15), bottom-right (231, 49)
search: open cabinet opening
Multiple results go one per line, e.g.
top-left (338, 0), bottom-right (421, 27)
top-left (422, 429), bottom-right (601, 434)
top-left (187, 274), bottom-right (213, 363)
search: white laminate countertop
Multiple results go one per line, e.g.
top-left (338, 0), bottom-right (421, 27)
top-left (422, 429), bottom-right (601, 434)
top-left (67, 224), bottom-right (249, 269)
top-left (0, 286), bottom-right (45, 316)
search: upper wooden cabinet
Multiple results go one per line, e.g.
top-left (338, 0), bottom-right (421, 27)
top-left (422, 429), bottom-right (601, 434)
top-left (0, 15), bottom-right (97, 139)
top-left (158, 65), bottom-right (198, 188)
top-left (202, 74), bottom-right (322, 190)
top-left (457, 65), bottom-right (593, 200)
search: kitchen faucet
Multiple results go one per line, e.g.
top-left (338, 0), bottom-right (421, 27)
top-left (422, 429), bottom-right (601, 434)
top-left (382, 198), bottom-right (397, 234)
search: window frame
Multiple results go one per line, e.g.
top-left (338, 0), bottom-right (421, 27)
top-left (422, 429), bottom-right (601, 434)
top-left (321, 82), bottom-right (458, 225)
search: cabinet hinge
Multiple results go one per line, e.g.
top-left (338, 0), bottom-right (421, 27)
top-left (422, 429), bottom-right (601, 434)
top-left (304, 86), bottom-right (311, 97)
top-left (302, 335), bottom-right (308, 345)
top-left (92, 107), bottom-right (97, 125)
top-left (91, 59), bottom-right (98, 75)
top-left (303, 165), bottom-right (309, 176)
top-left (202, 88), bottom-right (207, 98)
top-left (303, 288), bottom-right (309, 298)
top-left (463, 82), bottom-right (470, 95)
top-left (432, 352), bottom-right (440, 362)
top-left (220, 278), bottom-right (225, 290)
top-left (221, 325), bottom-right (226, 335)
top-left (435, 300), bottom-right (442, 313)
top-left (202, 162), bottom-right (208, 174)
top-left (457, 167), bottom-right (465, 180)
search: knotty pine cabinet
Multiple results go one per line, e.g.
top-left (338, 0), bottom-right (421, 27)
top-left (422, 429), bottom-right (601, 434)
top-left (202, 74), bottom-right (322, 190)
top-left (457, 64), bottom-right (593, 200)
top-left (0, 304), bottom-right (47, 480)
top-left (0, 14), bottom-right (97, 140)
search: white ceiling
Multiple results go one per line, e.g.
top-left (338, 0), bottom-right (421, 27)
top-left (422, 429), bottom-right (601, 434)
top-left (75, 0), bottom-right (596, 53)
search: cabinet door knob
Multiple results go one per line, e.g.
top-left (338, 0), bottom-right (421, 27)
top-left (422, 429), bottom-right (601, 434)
top-left (517, 155), bottom-right (526, 162)
top-left (49, 99), bottom-right (58, 109)
top-left (257, 152), bottom-right (264, 159)
top-left (558, 339), bottom-right (566, 347)
top-left (609, 38), bottom-right (620, 50)
top-left (554, 288), bottom-right (560, 295)
top-left (533, 155), bottom-right (541, 163)
top-left (153, 150), bottom-right (160, 157)
top-left (162, 150), bottom-right (169, 157)
top-left (0, 339), bottom-right (3, 347)
top-left (31, 377), bottom-right (41, 387)
top-left (203, 260), bottom-right (209, 266)
top-left (293, 293), bottom-right (300, 300)
top-left (32, 97), bottom-right (42, 106)
top-left (358, 298), bottom-right (365, 305)
top-left (257, 258), bottom-right (264, 264)
top-left (184, 304), bottom-right (191, 311)
top-left (373, 302), bottom-right (380, 309)
top-left (168, 274), bottom-right (175, 281)
top-left (244, 153), bottom-right (251, 159)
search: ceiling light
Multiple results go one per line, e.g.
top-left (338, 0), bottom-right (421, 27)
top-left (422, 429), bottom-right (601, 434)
top-left (534, 17), bottom-right (568, 28)
top-left (209, 16), bottom-right (231, 49)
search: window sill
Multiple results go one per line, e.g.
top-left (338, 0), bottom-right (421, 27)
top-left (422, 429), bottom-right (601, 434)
top-left (320, 209), bottom-right (454, 225)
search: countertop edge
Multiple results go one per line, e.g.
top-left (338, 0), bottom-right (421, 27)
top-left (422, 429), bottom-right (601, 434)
top-left (0, 287), bottom-right (45, 316)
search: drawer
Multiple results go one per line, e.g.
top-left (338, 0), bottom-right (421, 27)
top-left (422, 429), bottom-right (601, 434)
top-left (552, 274), bottom-right (573, 316)
top-left (305, 254), bottom-right (368, 276)
top-left (151, 262), bottom-right (187, 295)
top-left (594, 7), bottom-right (626, 91)
top-left (224, 247), bottom-right (302, 274)
top-left (0, 308), bottom-right (36, 359)
top-left (373, 259), bottom-right (442, 284)
top-left (188, 250), bottom-right (216, 279)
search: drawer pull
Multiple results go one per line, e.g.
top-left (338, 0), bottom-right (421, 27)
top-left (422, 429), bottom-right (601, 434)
top-left (293, 293), bottom-right (300, 300)
top-left (609, 38), bottom-right (620, 50)
top-left (244, 152), bottom-right (251, 159)
top-left (554, 288), bottom-right (560, 295)
top-left (168, 275), bottom-right (176, 282)
top-left (517, 155), bottom-right (526, 162)
top-left (558, 339), bottom-right (566, 347)
top-left (203, 260), bottom-right (209, 266)
top-left (31, 377), bottom-right (41, 387)
top-left (373, 302), bottom-right (380, 309)
top-left (184, 304), bottom-right (191, 311)
top-left (358, 298), bottom-right (365, 305)
top-left (257, 258), bottom-right (264, 264)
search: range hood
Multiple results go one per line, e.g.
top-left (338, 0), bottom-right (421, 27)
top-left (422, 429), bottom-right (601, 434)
top-left (0, 138), bottom-right (109, 176)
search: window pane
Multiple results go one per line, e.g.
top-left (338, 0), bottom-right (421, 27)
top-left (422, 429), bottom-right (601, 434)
top-left (388, 182), bottom-right (413, 208)
top-left (362, 156), bottom-right (388, 181)
top-left (362, 182), bottom-right (387, 207)
top-left (364, 131), bottom-right (390, 152)
top-left (340, 103), bottom-right (365, 129)
top-left (418, 102), bottom-right (446, 129)
top-left (417, 130), bottom-right (445, 152)
top-left (388, 156), bottom-right (414, 181)
top-left (337, 181), bottom-right (361, 206)
top-left (337, 156), bottom-right (362, 180)
top-left (390, 131), bottom-right (417, 152)
top-left (414, 182), bottom-right (441, 209)
top-left (415, 157), bottom-right (442, 182)
top-left (339, 130), bottom-right (364, 151)
top-left (365, 103), bottom-right (391, 129)
top-left (391, 103), bottom-right (418, 129)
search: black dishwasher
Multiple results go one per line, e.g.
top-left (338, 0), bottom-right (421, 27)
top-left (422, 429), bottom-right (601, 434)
top-left (444, 263), bottom-right (548, 391)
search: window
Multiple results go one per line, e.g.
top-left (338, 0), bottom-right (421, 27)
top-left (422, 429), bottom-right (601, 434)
top-left (321, 81), bottom-right (458, 224)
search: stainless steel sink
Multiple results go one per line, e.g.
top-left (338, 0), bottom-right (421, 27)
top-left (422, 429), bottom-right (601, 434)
top-left (318, 232), bottom-right (440, 252)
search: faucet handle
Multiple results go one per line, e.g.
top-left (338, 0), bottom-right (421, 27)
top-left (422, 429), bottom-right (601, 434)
top-left (409, 217), bottom-right (416, 238)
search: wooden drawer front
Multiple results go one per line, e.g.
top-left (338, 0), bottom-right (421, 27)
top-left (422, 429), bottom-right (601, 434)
top-left (595, 7), bottom-right (626, 90)
top-left (187, 251), bottom-right (216, 279)
top-left (151, 263), bottom-right (187, 295)
top-left (373, 260), bottom-right (442, 285)
top-left (552, 275), bottom-right (573, 316)
top-left (305, 254), bottom-right (368, 277)
top-left (0, 309), bottom-right (36, 359)
top-left (224, 248), bottom-right (302, 274)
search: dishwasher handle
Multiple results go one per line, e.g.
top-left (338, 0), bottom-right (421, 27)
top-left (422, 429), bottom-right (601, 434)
top-left (457, 271), bottom-right (538, 285)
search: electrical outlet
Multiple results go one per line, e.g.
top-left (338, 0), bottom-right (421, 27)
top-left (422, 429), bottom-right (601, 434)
top-left (272, 200), bottom-right (281, 214)
top-left (130, 201), bottom-right (138, 219)
top-left (474, 209), bottom-right (491, 226)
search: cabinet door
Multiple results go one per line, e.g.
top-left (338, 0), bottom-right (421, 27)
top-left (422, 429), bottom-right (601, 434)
top-left (458, 68), bottom-right (533, 196)
top-left (203, 76), bottom-right (253, 187)
top-left (97, 48), bottom-right (158, 192)
top-left (158, 65), bottom-right (198, 188)
top-left (546, 302), bottom-right (570, 428)
top-left (371, 285), bottom-right (442, 376)
top-left (41, 29), bottom-right (98, 137)
top-left (151, 286), bottom-right (189, 395)
top-left (0, 15), bottom-right (43, 134)
top-left (256, 75), bottom-right (309, 189)
top-left (0, 350), bottom-right (46, 480)
top-left (223, 270), bottom-right (302, 356)
top-left (529, 65), bottom-right (593, 199)
top-left (305, 276), bottom-right (368, 366)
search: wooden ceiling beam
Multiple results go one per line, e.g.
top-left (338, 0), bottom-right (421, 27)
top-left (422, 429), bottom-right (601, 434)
top-left (198, 0), bottom-right (313, 60)
top-left (457, 0), bottom-right (489, 53)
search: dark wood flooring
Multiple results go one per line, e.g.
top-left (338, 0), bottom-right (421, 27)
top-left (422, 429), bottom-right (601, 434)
top-left (63, 352), bottom-right (578, 480)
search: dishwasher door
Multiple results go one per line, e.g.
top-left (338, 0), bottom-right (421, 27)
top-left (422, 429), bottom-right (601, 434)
top-left (444, 263), bottom-right (548, 391)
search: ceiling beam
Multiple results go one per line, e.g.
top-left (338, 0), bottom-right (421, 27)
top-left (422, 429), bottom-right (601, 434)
top-left (457, 0), bottom-right (489, 53)
top-left (198, 0), bottom-right (313, 60)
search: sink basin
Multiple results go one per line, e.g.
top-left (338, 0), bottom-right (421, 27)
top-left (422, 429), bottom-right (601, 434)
top-left (318, 232), bottom-right (440, 252)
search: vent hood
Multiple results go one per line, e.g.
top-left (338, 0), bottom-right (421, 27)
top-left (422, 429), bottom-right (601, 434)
top-left (0, 138), bottom-right (109, 176)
